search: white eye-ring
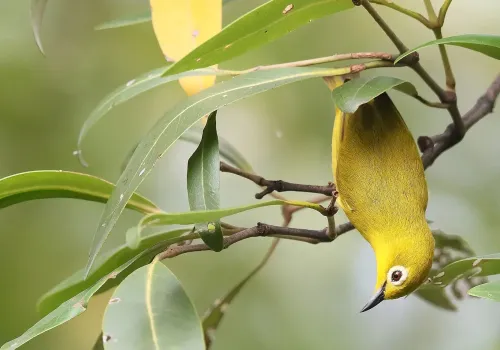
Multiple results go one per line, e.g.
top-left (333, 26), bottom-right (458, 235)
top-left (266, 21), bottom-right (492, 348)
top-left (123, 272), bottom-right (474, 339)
top-left (387, 265), bottom-right (408, 286)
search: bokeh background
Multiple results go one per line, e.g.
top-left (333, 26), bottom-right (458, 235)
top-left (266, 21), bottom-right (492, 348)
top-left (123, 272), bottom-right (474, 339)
top-left (1, 0), bottom-right (500, 349)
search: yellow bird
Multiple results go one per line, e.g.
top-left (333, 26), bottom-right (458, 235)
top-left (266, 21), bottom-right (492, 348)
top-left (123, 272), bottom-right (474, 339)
top-left (326, 76), bottom-right (435, 312)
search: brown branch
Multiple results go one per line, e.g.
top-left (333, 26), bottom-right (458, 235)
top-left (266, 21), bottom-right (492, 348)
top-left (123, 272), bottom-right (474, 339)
top-left (420, 74), bottom-right (500, 167)
top-left (158, 223), bottom-right (341, 260)
top-left (220, 161), bottom-right (335, 199)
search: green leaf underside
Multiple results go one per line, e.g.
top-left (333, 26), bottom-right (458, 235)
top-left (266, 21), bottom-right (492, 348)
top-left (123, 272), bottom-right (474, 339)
top-left (468, 281), bottom-right (500, 301)
top-left (38, 229), bottom-right (188, 315)
top-left (187, 112), bottom-right (224, 251)
top-left (396, 34), bottom-right (500, 63)
top-left (102, 261), bottom-right (204, 350)
top-left (0, 170), bottom-right (158, 214)
top-left (1, 245), bottom-right (166, 350)
top-left (331, 76), bottom-right (415, 113)
top-left (77, 67), bottom-right (233, 164)
top-left (94, 0), bottom-right (240, 30)
top-left (162, 0), bottom-right (354, 77)
top-left (413, 230), bottom-right (478, 311)
top-left (84, 66), bottom-right (347, 278)
top-left (30, 0), bottom-right (48, 55)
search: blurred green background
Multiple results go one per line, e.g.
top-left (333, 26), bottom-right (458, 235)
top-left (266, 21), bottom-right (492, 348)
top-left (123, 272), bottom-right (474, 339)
top-left (1, 1), bottom-right (500, 349)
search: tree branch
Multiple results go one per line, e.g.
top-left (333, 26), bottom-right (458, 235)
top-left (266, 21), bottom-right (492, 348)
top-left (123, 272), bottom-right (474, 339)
top-left (220, 161), bottom-right (335, 199)
top-left (420, 74), bottom-right (500, 167)
top-left (158, 223), bottom-right (340, 260)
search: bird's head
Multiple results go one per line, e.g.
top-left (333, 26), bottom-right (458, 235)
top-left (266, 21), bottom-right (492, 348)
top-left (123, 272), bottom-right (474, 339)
top-left (361, 226), bottom-right (435, 312)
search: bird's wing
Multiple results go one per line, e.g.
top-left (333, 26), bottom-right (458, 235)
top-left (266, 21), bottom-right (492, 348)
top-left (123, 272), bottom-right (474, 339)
top-left (335, 92), bottom-right (428, 234)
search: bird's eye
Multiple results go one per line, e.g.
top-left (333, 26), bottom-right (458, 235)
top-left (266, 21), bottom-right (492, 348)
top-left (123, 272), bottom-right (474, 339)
top-left (387, 266), bottom-right (408, 286)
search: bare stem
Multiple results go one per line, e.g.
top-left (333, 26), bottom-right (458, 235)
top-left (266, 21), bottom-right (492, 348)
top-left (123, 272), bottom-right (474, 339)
top-left (360, 0), bottom-right (408, 53)
top-left (420, 74), bottom-right (500, 167)
top-left (220, 161), bottom-right (335, 198)
top-left (369, 0), bottom-right (433, 28)
top-left (438, 0), bottom-right (453, 27)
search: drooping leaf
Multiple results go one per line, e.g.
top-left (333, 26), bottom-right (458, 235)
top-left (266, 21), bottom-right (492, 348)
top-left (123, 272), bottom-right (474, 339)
top-left (102, 260), bottom-right (204, 350)
top-left (84, 66), bottom-right (348, 278)
top-left (203, 239), bottom-right (279, 348)
top-left (187, 112), bottom-right (223, 251)
top-left (330, 76), bottom-right (416, 113)
top-left (38, 229), bottom-right (189, 315)
top-left (150, 0), bottom-right (222, 96)
top-left (77, 67), bottom-right (232, 165)
top-left (396, 34), bottom-right (500, 63)
top-left (414, 229), bottom-right (484, 311)
top-left (468, 281), bottom-right (500, 301)
top-left (163, 0), bottom-right (355, 77)
top-left (30, 0), bottom-right (48, 55)
top-left (1, 245), bottom-right (165, 350)
top-left (94, 12), bottom-right (152, 30)
top-left (0, 170), bottom-right (158, 215)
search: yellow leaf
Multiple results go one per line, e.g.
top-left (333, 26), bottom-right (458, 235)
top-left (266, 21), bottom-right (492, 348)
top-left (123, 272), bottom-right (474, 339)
top-left (150, 0), bottom-right (222, 96)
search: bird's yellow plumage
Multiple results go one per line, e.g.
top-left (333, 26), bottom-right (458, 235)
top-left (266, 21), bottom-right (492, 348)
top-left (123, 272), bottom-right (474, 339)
top-left (326, 75), bottom-right (434, 311)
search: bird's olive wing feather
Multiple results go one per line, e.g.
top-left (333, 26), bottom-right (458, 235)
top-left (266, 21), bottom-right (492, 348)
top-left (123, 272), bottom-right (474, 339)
top-left (335, 93), bottom-right (427, 235)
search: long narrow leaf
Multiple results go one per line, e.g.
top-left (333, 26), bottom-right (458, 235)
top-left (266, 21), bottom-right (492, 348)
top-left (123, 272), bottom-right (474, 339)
top-left (84, 66), bottom-right (348, 277)
top-left (0, 170), bottom-right (159, 214)
top-left (1, 245), bottom-right (166, 349)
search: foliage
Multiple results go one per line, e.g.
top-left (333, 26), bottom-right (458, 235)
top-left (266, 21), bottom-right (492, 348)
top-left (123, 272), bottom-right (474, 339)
top-left (2, 0), bottom-right (500, 349)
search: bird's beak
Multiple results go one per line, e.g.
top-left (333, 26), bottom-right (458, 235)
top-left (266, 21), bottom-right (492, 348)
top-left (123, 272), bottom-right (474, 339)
top-left (360, 282), bottom-right (386, 313)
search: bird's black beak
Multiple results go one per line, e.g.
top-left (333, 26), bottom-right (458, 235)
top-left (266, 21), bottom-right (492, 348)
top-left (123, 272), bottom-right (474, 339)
top-left (360, 282), bottom-right (386, 313)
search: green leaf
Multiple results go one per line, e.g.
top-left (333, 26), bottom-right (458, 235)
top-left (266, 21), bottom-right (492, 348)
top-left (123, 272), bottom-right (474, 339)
top-left (163, 0), bottom-right (354, 76)
top-left (187, 112), bottom-right (223, 251)
top-left (0, 170), bottom-right (158, 214)
top-left (102, 260), bottom-right (204, 350)
top-left (37, 229), bottom-right (188, 315)
top-left (94, 12), bottom-right (152, 30)
top-left (84, 66), bottom-right (346, 278)
top-left (77, 67), bottom-right (233, 166)
top-left (468, 281), bottom-right (500, 301)
top-left (182, 128), bottom-right (254, 173)
top-left (396, 34), bottom-right (500, 64)
top-left (1, 245), bottom-right (163, 350)
top-left (331, 76), bottom-right (416, 113)
top-left (30, 0), bottom-right (48, 55)
top-left (414, 229), bottom-right (481, 311)
top-left (424, 253), bottom-right (500, 287)
top-left (139, 199), bottom-right (325, 230)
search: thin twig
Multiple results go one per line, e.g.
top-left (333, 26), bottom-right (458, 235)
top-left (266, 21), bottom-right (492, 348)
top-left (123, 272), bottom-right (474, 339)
top-left (369, 0), bottom-right (433, 28)
top-left (438, 0), bottom-right (453, 27)
top-left (220, 161), bottom-right (334, 198)
top-left (421, 74), bottom-right (500, 167)
top-left (220, 51), bottom-right (415, 75)
top-left (359, 0), bottom-right (466, 144)
top-left (360, 0), bottom-right (409, 53)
